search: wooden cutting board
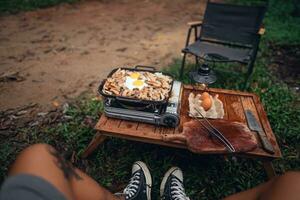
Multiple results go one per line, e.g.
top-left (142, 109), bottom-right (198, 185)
top-left (163, 120), bottom-right (258, 154)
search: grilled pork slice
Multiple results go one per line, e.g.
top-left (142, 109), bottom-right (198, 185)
top-left (182, 120), bottom-right (258, 153)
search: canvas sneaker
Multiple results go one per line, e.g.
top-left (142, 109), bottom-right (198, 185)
top-left (160, 167), bottom-right (190, 200)
top-left (116, 161), bottom-right (152, 200)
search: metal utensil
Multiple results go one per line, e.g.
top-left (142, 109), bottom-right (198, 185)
top-left (190, 108), bottom-right (236, 152)
top-left (245, 110), bottom-right (274, 154)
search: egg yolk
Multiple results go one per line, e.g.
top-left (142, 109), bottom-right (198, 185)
top-left (130, 73), bottom-right (140, 79)
top-left (133, 80), bottom-right (144, 87)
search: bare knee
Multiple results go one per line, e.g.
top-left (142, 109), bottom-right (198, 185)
top-left (277, 171), bottom-right (300, 183)
top-left (9, 144), bottom-right (76, 200)
top-left (9, 143), bottom-right (57, 175)
top-left (282, 171), bottom-right (300, 177)
top-left (19, 143), bottom-right (55, 158)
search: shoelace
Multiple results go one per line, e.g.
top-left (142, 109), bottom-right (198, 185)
top-left (170, 178), bottom-right (189, 200)
top-left (123, 172), bottom-right (141, 199)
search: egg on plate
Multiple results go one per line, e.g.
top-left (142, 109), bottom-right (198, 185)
top-left (201, 97), bottom-right (212, 111)
top-left (188, 92), bottom-right (224, 119)
top-left (200, 92), bottom-right (210, 100)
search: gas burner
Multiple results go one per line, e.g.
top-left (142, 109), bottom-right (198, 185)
top-left (189, 63), bottom-right (217, 85)
top-left (103, 81), bottom-right (182, 127)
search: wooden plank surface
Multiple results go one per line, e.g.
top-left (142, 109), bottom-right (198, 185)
top-left (253, 96), bottom-right (281, 157)
top-left (240, 96), bottom-right (262, 148)
top-left (94, 85), bottom-right (281, 158)
top-left (136, 123), bottom-right (156, 136)
top-left (217, 93), bottom-right (228, 120)
top-left (240, 96), bottom-right (267, 156)
top-left (119, 120), bottom-right (138, 130)
top-left (224, 95), bottom-right (246, 123)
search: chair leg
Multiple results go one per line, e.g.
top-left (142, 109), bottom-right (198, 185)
top-left (195, 55), bottom-right (199, 67)
top-left (243, 60), bottom-right (255, 90)
top-left (180, 53), bottom-right (187, 79)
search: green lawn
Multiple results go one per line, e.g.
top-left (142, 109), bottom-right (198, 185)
top-left (0, 0), bottom-right (78, 13)
top-left (0, 0), bottom-right (299, 199)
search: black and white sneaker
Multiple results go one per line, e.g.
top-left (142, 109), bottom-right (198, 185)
top-left (160, 167), bottom-right (190, 200)
top-left (116, 161), bottom-right (152, 200)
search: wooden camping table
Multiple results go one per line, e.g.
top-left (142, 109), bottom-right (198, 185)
top-left (82, 85), bottom-right (281, 178)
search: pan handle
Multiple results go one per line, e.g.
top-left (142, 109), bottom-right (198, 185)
top-left (162, 134), bottom-right (187, 143)
top-left (116, 96), bottom-right (142, 103)
top-left (135, 65), bottom-right (156, 71)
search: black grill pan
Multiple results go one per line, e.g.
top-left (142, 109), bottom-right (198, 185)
top-left (98, 65), bottom-right (174, 106)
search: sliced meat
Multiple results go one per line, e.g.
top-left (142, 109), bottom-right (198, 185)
top-left (183, 120), bottom-right (257, 153)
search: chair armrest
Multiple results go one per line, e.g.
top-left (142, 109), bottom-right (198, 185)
top-left (187, 20), bottom-right (203, 27)
top-left (184, 19), bottom-right (203, 47)
top-left (258, 26), bottom-right (265, 35)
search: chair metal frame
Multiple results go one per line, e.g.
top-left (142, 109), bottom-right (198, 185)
top-left (180, 2), bottom-right (266, 88)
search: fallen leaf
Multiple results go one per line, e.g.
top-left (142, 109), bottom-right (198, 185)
top-left (92, 96), bottom-right (102, 101)
top-left (62, 103), bottom-right (69, 114)
top-left (52, 101), bottom-right (60, 107)
top-left (115, 47), bottom-right (127, 52)
top-left (0, 72), bottom-right (25, 82)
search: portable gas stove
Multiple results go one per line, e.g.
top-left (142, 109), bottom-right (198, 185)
top-left (104, 81), bottom-right (182, 127)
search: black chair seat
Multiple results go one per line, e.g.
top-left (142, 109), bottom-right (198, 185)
top-left (183, 40), bottom-right (252, 63)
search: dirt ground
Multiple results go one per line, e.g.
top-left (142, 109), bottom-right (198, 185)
top-left (269, 44), bottom-right (300, 91)
top-left (0, 0), bottom-right (205, 111)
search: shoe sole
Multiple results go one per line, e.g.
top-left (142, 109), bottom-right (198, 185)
top-left (135, 161), bottom-right (152, 200)
top-left (159, 167), bottom-right (180, 199)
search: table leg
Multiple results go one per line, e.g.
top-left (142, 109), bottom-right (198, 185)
top-left (262, 160), bottom-right (276, 179)
top-left (235, 155), bottom-right (277, 180)
top-left (82, 132), bottom-right (107, 158)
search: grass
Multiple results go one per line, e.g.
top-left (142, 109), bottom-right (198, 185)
top-left (0, 0), bottom-right (300, 199)
top-left (230, 0), bottom-right (300, 45)
top-left (0, 0), bottom-right (78, 14)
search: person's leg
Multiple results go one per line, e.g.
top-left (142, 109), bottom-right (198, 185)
top-left (8, 143), bottom-right (120, 200)
top-left (223, 171), bottom-right (300, 200)
top-left (223, 178), bottom-right (275, 200)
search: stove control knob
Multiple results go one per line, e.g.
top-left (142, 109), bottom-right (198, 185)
top-left (105, 98), bottom-right (112, 106)
top-left (161, 114), bottom-right (179, 127)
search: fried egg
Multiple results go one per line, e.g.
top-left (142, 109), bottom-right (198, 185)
top-left (130, 72), bottom-right (140, 79)
top-left (125, 76), bottom-right (147, 90)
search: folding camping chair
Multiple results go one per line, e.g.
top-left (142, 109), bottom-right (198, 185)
top-left (180, 1), bottom-right (267, 88)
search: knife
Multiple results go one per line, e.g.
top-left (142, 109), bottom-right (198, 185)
top-left (245, 110), bottom-right (275, 154)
